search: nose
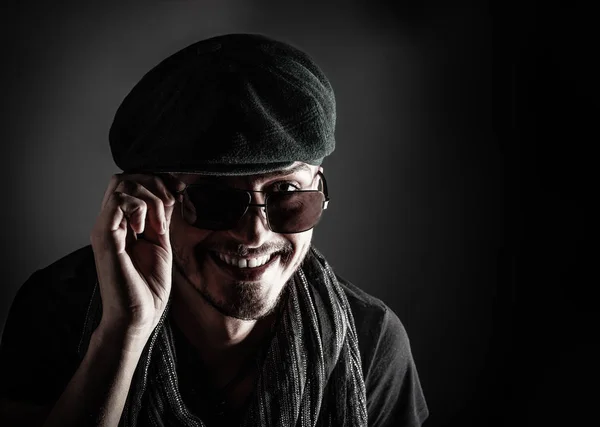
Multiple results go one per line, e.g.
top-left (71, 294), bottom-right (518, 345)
top-left (227, 198), bottom-right (272, 247)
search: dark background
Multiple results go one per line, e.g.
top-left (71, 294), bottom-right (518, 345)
top-left (0, 1), bottom-right (595, 426)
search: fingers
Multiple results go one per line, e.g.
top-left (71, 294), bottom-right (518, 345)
top-left (92, 173), bottom-right (185, 251)
top-left (114, 180), bottom-right (166, 235)
top-left (109, 191), bottom-right (148, 234)
top-left (101, 174), bottom-right (177, 209)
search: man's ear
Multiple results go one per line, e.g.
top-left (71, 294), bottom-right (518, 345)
top-left (317, 166), bottom-right (324, 190)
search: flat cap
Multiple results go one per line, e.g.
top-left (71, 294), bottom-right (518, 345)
top-left (109, 33), bottom-right (336, 175)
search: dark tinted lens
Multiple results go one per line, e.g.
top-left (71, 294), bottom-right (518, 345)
top-left (266, 191), bottom-right (325, 233)
top-left (183, 187), bottom-right (250, 229)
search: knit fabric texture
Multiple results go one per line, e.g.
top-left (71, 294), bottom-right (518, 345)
top-left (109, 34), bottom-right (336, 176)
top-left (78, 247), bottom-right (367, 426)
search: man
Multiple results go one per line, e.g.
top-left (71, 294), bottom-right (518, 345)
top-left (0, 34), bottom-right (428, 426)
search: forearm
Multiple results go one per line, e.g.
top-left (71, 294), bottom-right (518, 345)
top-left (43, 323), bottom-right (150, 427)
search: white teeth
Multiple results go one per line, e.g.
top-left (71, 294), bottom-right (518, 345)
top-left (215, 252), bottom-right (275, 268)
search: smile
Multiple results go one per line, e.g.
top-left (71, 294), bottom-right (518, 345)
top-left (209, 250), bottom-right (281, 281)
top-left (214, 252), bottom-right (274, 269)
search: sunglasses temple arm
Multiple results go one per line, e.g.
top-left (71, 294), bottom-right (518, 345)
top-left (317, 171), bottom-right (330, 209)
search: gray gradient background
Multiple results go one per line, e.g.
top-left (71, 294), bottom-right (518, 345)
top-left (0, 1), bottom-right (512, 426)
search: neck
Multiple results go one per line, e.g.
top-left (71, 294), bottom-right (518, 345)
top-left (170, 272), bottom-right (275, 368)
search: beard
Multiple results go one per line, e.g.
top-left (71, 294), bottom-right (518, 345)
top-left (199, 278), bottom-right (285, 321)
top-left (172, 239), bottom-right (309, 321)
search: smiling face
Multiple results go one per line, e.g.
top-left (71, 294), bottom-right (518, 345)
top-left (168, 162), bottom-right (322, 321)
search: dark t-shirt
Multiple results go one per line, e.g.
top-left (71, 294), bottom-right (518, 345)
top-left (0, 246), bottom-right (429, 426)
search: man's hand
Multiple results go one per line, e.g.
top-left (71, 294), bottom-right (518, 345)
top-left (90, 173), bottom-right (182, 351)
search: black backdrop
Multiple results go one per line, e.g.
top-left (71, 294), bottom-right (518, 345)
top-left (0, 1), bottom-right (595, 426)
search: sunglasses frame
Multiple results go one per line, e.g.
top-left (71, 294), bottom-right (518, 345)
top-left (176, 171), bottom-right (330, 233)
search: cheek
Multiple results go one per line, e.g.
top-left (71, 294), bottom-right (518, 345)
top-left (285, 230), bottom-right (313, 271)
top-left (169, 215), bottom-right (212, 262)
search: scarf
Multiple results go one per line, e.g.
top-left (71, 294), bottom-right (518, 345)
top-left (78, 247), bottom-right (367, 426)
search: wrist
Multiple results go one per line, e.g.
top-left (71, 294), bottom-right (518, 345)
top-left (92, 318), bottom-right (155, 355)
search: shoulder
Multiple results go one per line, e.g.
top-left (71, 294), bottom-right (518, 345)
top-left (336, 274), bottom-right (412, 366)
top-left (6, 245), bottom-right (98, 332)
top-left (11, 245), bottom-right (97, 307)
top-left (22, 245), bottom-right (96, 289)
top-left (336, 274), bottom-right (429, 427)
top-left (0, 246), bottom-right (97, 404)
top-left (7, 245), bottom-right (98, 336)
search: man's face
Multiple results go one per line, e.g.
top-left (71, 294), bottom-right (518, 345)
top-left (169, 162), bottom-right (322, 320)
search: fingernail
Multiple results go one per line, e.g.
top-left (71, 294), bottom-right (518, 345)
top-left (162, 220), bottom-right (167, 234)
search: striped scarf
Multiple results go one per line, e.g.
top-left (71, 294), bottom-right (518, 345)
top-left (80, 247), bottom-right (367, 426)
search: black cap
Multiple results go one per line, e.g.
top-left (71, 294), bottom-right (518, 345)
top-left (109, 33), bottom-right (336, 176)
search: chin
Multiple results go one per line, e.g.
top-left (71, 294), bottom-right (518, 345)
top-left (199, 279), bottom-right (286, 321)
top-left (195, 248), bottom-right (297, 320)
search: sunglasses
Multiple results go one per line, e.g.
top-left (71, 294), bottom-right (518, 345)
top-left (174, 171), bottom-right (330, 234)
